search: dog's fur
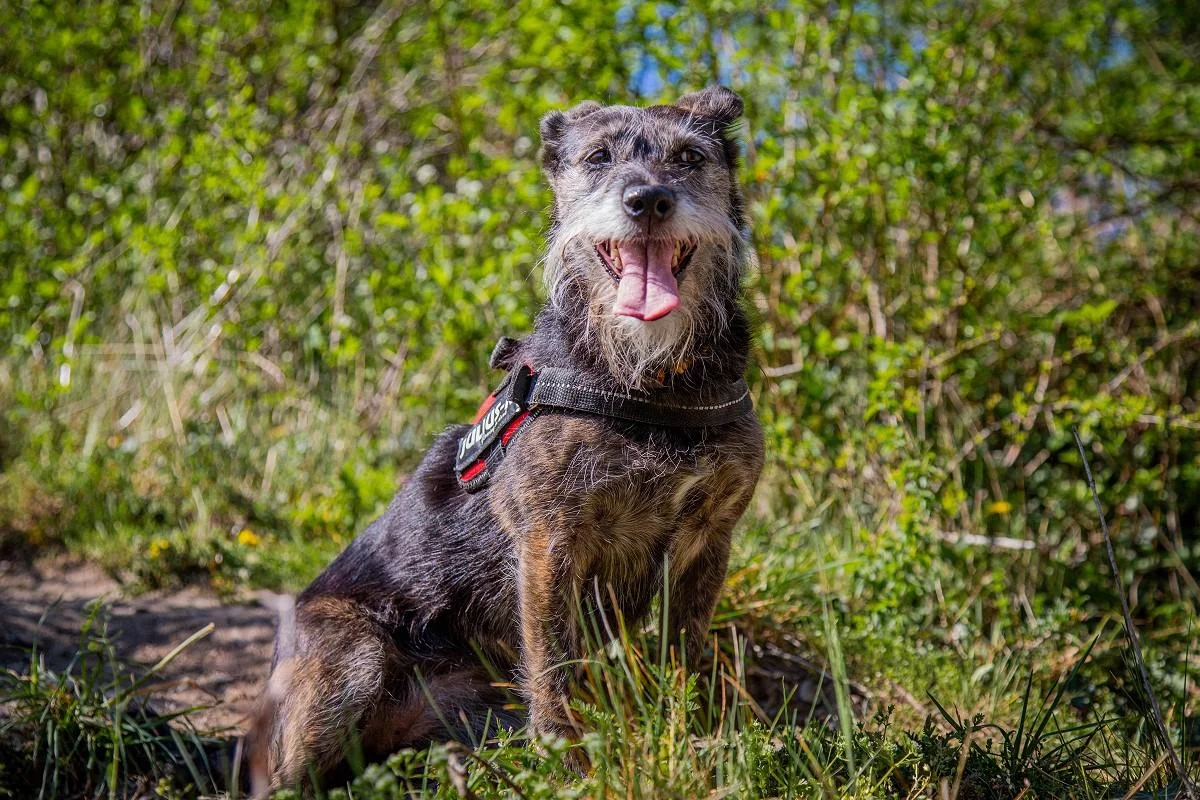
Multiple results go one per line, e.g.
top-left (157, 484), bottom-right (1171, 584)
top-left (249, 86), bottom-right (764, 793)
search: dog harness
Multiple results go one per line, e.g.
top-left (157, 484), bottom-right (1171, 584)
top-left (455, 339), bottom-right (754, 493)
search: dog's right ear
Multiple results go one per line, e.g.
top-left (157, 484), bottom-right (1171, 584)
top-left (539, 101), bottom-right (603, 175)
top-left (676, 86), bottom-right (743, 126)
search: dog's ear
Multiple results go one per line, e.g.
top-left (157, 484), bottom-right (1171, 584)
top-left (676, 86), bottom-right (743, 126)
top-left (489, 336), bottom-right (522, 371)
top-left (539, 101), bottom-right (603, 175)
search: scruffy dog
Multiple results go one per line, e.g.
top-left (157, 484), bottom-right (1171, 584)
top-left (250, 86), bottom-right (764, 792)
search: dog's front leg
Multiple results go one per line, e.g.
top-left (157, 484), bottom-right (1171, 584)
top-left (515, 523), bottom-right (587, 742)
top-left (665, 531), bottom-right (732, 669)
top-left (666, 475), bottom-right (757, 668)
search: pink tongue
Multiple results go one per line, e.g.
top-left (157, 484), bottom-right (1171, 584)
top-left (612, 240), bottom-right (679, 321)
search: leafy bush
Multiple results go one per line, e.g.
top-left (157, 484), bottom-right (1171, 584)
top-left (2, 0), bottom-right (1195, 600)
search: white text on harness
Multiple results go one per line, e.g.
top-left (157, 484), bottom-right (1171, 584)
top-left (457, 399), bottom-right (521, 462)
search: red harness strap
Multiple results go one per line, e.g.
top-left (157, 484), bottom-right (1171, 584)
top-left (459, 408), bottom-right (531, 483)
top-left (470, 394), bottom-right (496, 425)
top-left (457, 374), bottom-right (535, 488)
top-left (458, 456), bottom-right (489, 483)
top-left (501, 410), bottom-right (531, 444)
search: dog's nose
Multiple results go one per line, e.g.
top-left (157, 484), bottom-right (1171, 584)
top-left (622, 185), bottom-right (676, 221)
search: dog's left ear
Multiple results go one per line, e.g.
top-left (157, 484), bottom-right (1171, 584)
top-left (676, 86), bottom-right (743, 126)
top-left (540, 100), bottom-right (603, 175)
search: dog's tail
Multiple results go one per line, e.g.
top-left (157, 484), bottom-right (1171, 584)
top-left (242, 592), bottom-right (296, 799)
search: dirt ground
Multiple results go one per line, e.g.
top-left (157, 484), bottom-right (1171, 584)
top-left (0, 557), bottom-right (280, 733)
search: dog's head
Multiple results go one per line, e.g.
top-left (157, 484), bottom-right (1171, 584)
top-left (539, 87), bottom-right (748, 387)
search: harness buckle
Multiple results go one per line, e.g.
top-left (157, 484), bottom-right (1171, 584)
top-left (511, 364), bottom-right (534, 408)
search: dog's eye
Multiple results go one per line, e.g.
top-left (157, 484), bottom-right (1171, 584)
top-left (585, 148), bottom-right (612, 166)
top-left (677, 147), bottom-right (705, 165)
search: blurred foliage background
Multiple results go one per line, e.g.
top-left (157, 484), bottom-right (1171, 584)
top-left (0, 0), bottom-right (1197, 760)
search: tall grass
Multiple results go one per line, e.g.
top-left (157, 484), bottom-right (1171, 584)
top-left (2, 582), bottom-right (1195, 799)
top-left (0, 604), bottom-right (220, 799)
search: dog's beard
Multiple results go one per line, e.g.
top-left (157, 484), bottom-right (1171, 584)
top-left (591, 288), bottom-right (697, 390)
top-left (544, 237), bottom-right (740, 390)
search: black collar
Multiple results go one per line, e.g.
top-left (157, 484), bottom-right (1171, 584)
top-left (511, 364), bottom-right (752, 427)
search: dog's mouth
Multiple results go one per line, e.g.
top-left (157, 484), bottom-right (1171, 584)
top-left (595, 239), bottom-right (697, 321)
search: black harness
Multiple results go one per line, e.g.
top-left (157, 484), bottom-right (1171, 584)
top-left (454, 341), bottom-right (754, 493)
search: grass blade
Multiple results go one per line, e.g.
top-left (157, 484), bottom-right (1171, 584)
top-left (1072, 427), bottom-right (1195, 799)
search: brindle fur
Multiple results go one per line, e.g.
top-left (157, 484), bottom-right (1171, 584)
top-left (250, 86), bottom-right (764, 794)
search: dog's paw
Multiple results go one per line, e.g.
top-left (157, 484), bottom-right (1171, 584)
top-left (531, 718), bottom-right (593, 778)
top-left (562, 745), bottom-right (593, 777)
top-left (530, 702), bottom-right (594, 776)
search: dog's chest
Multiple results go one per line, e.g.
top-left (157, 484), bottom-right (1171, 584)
top-left (491, 413), bottom-right (758, 585)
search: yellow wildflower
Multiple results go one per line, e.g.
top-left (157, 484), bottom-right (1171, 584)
top-left (147, 537), bottom-right (170, 559)
top-left (986, 500), bottom-right (1013, 515)
top-left (237, 529), bottom-right (261, 547)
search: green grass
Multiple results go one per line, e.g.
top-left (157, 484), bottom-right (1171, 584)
top-left (2, 352), bottom-right (1197, 797)
top-left (1, 342), bottom-right (1196, 798)
top-left (2, 579), bottom-right (1192, 799)
top-left (0, 604), bottom-right (221, 799)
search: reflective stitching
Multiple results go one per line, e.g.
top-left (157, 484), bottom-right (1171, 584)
top-left (533, 381), bottom-right (750, 413)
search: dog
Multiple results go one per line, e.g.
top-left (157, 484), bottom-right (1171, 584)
top-left (249, 85), bottom-right (764, 793)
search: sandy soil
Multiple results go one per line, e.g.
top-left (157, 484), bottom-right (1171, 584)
top-left (0, 557), bottom-right (280, 733)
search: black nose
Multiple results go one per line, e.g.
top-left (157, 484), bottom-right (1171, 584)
top-left (622, 184), bottom-right (676, 221)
